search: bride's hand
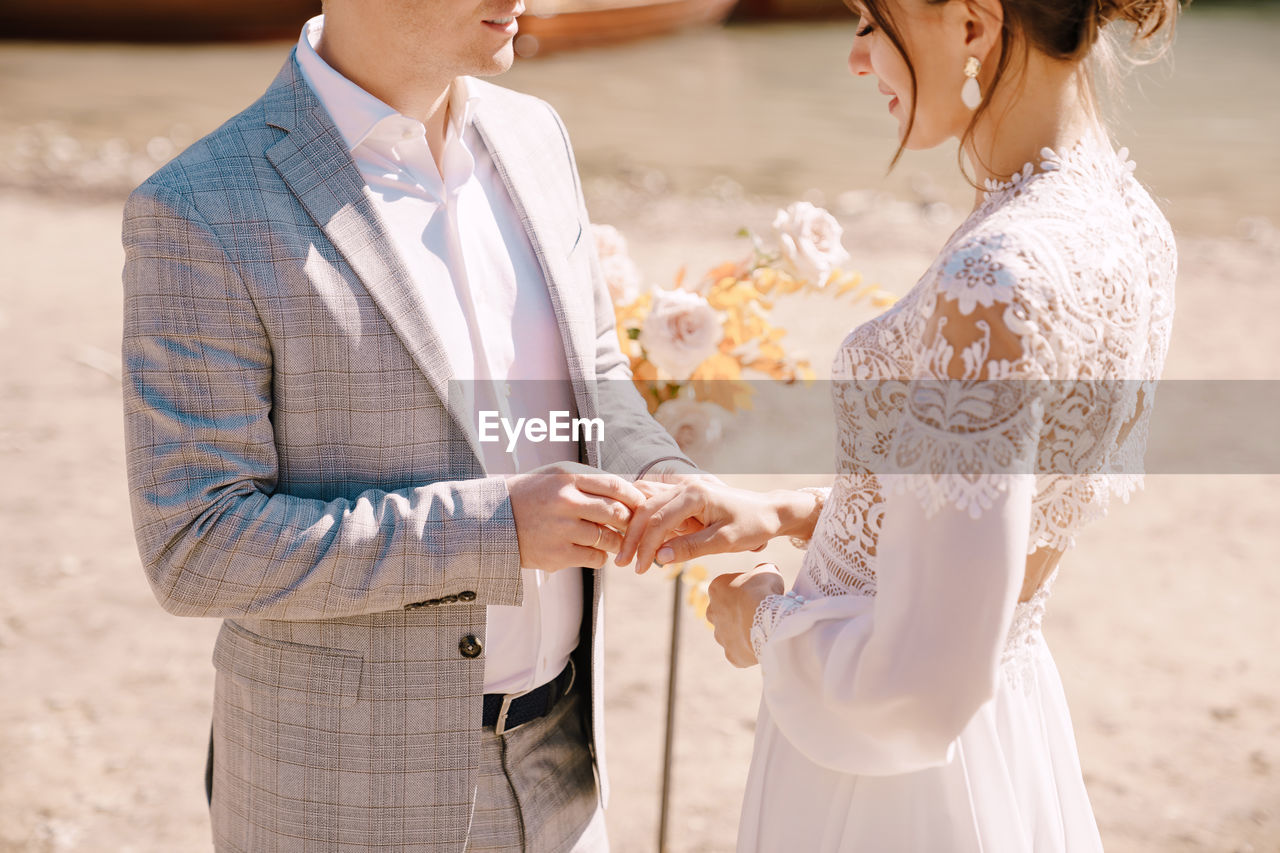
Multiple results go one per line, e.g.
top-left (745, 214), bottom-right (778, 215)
top-left (706, 564), bottom-right (785, 668)
top-left (614, 479), bottom-right (782, 572)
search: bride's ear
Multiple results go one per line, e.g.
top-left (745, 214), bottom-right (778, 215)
top-left (959, 0), bottom-right (1004, 62)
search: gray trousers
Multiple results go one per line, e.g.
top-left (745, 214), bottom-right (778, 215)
top-left (468, 687), bottom-right (606, 853)
top-left (205, 684), bottom-right (606, 852)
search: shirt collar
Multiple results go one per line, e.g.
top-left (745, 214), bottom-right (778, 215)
top-left (295, 15), bottom-right (480, 152)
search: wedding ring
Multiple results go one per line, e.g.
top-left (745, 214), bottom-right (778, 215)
top-left (592, 525), bottom-right (604, 550)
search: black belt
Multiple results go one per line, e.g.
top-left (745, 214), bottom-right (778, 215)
top-left (482, 659), bottom-right (576, 736)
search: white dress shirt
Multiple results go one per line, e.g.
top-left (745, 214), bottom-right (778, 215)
top-left (297, 16), bottom-right (582, 694)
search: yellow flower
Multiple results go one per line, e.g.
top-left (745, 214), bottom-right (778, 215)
top-left (688, 583), bottom-right (711, 626)
top-left (689, 352), bottom-right (743, 382)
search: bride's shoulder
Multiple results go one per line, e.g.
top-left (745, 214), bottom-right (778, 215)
top-left (924, 216), bottom-right (1072, 317)
top-left (926, 157), bottom-right (1164, 318)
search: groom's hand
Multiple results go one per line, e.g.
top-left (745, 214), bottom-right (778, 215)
top-left (507, 462), bottom-right (646, 572)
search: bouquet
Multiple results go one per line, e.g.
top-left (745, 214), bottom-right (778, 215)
top-left (598, 201), bottom-right (895, 463)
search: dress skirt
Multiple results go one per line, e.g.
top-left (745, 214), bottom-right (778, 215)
top-left (737, 609), bottom-right (1105, 852)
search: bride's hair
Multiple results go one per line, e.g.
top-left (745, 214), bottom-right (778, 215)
top-left (852, 0), bottom-right (1183, 169)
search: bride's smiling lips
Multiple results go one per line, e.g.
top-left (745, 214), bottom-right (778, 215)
top-left (877, 84), bottom-right (899, 113)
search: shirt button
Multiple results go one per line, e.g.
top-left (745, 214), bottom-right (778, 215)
top-left (459, 635), bottom-right (483, 659)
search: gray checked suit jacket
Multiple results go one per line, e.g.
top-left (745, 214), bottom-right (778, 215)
top-left (121, 53), bottom-right (690, 851)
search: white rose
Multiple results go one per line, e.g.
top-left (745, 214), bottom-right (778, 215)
top-left (639, 288), bottom-right (723, 380)
top-left (600, 253), bottom-right (642, 305)
top-left (591, 223), bottom-right (629, 260)
top-left (772, 201), bottom-right (851, 287)
top-left (592, 223), bottom-right (645, 305)
top-left (654, 397), bottom-right (724, 460)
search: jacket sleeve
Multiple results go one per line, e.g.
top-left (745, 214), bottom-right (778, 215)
top-left (121, 182), bottom-right (524, 620)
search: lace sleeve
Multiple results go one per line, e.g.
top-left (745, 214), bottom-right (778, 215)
top-left (751, 591), bottom-right (808, 660)
top-left (885, 232), bottom-right (1058, 518)
top-left (748, 485), bottom-right (828, 657)
top-left (751, 233), bottom-right (1058, 776)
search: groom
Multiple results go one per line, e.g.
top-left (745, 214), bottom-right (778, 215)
top-left (120, 0), bottom-right (694, 849)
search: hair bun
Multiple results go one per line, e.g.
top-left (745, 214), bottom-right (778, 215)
top-left (1096, 0), bottom-right (1179, 41)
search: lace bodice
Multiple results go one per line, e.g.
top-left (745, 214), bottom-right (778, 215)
top-left (761, 136), bottom-right (1176, 656)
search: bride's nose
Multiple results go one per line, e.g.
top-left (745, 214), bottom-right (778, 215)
top-left (848, 39), bottom-right (871, 76)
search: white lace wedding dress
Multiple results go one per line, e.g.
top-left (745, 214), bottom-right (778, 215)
top-left (739, 135), bottom-right (1176, 852)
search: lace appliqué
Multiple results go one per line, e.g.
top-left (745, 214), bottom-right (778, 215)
top-left (936, 232), bottom-right (1023, 315)
top-left (751, 591), bottom-right (808, 660)
top-left (885, 329), bottom-right (1048, 520)
top-left (802, 474), bottom-right (882, 599)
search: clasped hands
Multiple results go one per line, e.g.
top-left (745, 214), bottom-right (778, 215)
top-left (509, 463), bottom-right (818, 666)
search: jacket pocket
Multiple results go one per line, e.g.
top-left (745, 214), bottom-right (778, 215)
top-left (212, 620), bottom-right (363, 709)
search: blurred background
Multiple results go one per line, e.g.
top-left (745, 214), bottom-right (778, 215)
top-left (1, 1), bottom-right (1278, 851)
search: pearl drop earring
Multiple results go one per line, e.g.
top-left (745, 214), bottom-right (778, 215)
top-left (961, 56), bottom-right (982, 110)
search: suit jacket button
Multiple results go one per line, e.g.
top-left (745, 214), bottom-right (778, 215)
top-left (440, 594), bottom-right (458, 605)
top-left (459, 635), bottom-right (483, 659)
top-left (458, 591), bottom-right (477, 603)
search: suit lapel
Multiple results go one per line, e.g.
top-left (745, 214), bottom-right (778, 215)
top-left (262, 54), bottom-right (488, 465)
top-left (472, 105), bottom-right (598, 436)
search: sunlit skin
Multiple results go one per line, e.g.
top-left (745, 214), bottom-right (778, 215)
top-left (620, 0), bottom-right (1101, 666)
top-left (316, 0), bottom-right (525, 168)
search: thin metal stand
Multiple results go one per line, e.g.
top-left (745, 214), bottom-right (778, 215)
top-left (657, 567), bottom-right (684, 853)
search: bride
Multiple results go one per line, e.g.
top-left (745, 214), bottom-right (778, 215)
top-left (617, 0), bottom-right (1179, 848)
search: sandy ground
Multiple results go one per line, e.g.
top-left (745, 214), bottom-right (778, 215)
top-left (1, 179), bottom-right (1278, 853)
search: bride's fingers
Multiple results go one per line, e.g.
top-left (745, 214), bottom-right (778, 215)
top-left (650, 526), bottom-right (736, 565)
top-left (671, 516), bottom-right (707, 538)
top-left (631, 491), bottom-right (706, 572)
top-left (615, 490), bottom-right (679, 566)
top-left (633, 479), bottom-right (678, 500)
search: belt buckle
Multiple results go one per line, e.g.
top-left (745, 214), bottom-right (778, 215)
top-left (562, 657), bottom-right (576, 697)
top-left (494, 685), bottom-right (533, 737)
top-left (494, 660), bottom-right (576, 737)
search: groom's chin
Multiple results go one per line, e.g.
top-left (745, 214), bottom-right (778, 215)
top-left (475, 44), bottom-right (516, 77)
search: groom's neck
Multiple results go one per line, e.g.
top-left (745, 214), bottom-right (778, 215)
top-left (316, 12), bottom-right (455, 165)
